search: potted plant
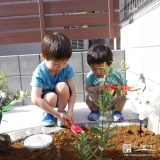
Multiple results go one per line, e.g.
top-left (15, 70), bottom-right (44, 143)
top-left (0, 70), bottom-right (28, 155)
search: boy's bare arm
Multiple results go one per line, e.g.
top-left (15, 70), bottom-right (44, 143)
top-left (66, 78), bottom-right (76, 123)
top-left (85, 84), bottom-right (103, 93)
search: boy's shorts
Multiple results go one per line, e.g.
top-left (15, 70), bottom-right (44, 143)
top-left (41, 82), bottom-right (72, 99)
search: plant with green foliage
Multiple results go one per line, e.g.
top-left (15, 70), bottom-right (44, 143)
top-left (73, 61), bottom-right (137, 160)
top-left (0, 70), bottom-right (28, 141)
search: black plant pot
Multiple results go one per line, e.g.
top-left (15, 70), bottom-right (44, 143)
top-left (0, 133), bottom-right (11, 155)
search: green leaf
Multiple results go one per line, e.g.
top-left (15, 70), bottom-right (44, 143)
top-left (103, 158), bottom-right (112, 160)
top-left (90, 89), bottom-right (98, 95)
top-left (94, 125), bottom-right (102, 129)
top-left (116, 89), bottom-right (121, 96)
top-left (0, 135), bottom-right (5, 141)
top-left (129, 88), bottom-right (141, 92)
top-left (24, 90), bottom-right (29, 97)
top-left (88, 146), bottom-right (99, 160)
top-left (109, 125), bottom-right (118, 132)
top-left (95, 137), bottom-right (103, 145)
top-left (105, 131), bottom-right (109, 140)
top-left (2, 103), bottom-right (12, 113)
top-left (120, 67), bottom-right (130, 72)
top-left (83, 135), bottom-right (90, 143)
top-left (107, 144), bottom-right (115, 148)
top-left (90, 139), bottom-right (97, 148)
top-left (82, 145), bottom-right (90, 154)
top-left (108, 134), bottom-right (117, 140)
top-left (86, 151), bottom-right (91, 158)
top-left (17, 90), bottom-right (20, 99)
top-left (90, 127), bottom-right (103, 136)
top-left (93, 101), bottom-right (101, 108)
top-left (77, 143), bottom-right (80, 150)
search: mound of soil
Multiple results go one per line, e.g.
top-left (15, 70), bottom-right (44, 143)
top-left (0, 124), bottom-right (160, 160)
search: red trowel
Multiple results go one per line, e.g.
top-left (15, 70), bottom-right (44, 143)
top-left (63, 112), bottom-right (84, 136)
top-left (70, 123), bottom-right (84, 136)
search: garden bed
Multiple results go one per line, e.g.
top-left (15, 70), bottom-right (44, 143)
top-left (0, 124), bottom-right (160, 160)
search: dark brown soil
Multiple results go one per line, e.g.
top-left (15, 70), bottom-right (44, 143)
top-left (0, 134), bottom-right (11, 156)
top-left (0, 124), bottom-right (160, 160)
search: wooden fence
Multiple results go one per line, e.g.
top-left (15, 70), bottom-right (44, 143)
top-left (0, 0), bottom-right (120, 49)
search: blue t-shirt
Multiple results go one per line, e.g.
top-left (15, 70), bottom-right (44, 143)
top-left (30, 61), bottom-right (75, 91)
top-left (84, 67), bottom-right (127, 86)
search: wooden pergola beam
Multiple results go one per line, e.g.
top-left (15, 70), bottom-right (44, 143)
top-left (108, 0), bottom-right (115, 50)
top-left (38, 0), bottom-right (46, 41)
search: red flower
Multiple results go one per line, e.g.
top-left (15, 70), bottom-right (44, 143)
top-left (121, 85), bottom-right (132, 91)
top-left (105, 84), bottom-right (118, 90)
top-left (105, 84), bottom-right (131, 95)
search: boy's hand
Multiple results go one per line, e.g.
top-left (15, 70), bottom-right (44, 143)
top-left (59, 112), bottom-right (71, 128)
top-left (95, 85), bottom-right (103, 93)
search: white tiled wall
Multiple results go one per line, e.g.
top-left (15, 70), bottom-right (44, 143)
top-left (147, 113), bottom-right (160, 135)
top-left (121, 2), bottom-right (160, 134)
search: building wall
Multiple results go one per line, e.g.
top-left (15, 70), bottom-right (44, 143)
top-left (121, 1), bottom-right (160, 88)
top-left (0, 39), bottom-right (89, 56)
top-left (0, 43), bottom-right (41, 56)
top-left (120, 1), bottom-right (160, 133)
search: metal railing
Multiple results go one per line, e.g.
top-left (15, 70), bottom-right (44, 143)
top-left (119, 0), bottom-right (156, 21)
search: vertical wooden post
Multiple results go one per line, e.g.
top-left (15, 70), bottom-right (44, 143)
top-left (108, 0), bottom-right (114, 50)
top-left (109, 39), bottom-right (114, 50)
top-left (38, 0), bottom-right (46, 41)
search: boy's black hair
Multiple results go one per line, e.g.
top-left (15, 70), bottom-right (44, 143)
top-left (41, 32), bottom-right (72, 60)
top-left (87, 44), bottom-right (113, 66)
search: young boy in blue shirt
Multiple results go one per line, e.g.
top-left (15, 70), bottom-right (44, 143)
top-left (30, 32), bottom-right (76, 127)
top-left (84, 44), bottom-right (127, 122)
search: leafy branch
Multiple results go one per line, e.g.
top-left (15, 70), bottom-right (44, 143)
top-left (0, 70), bottom-right (28, 141)
top-left (74, 61), bottom-right (135, 160)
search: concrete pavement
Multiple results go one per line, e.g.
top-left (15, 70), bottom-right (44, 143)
top-left (0, 101), bottom-right (141, 134)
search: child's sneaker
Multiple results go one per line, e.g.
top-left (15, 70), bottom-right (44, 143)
top-left (42, 112), bottom-right (54, 127)
top-left (57, 119), bottom-right (63, 127)
top-left (113, 111), bottom-right (124, 122)
top-left (88, 110), bottom-right (100, 121)
top-left (57, 111), bottom-right (67, 127)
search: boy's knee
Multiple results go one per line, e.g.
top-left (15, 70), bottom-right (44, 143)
top-left (55, 82), bottom-right (69, 94)
top-left (86, 92), bottom-right (99, 107)
top-left (44, 92), bottom-right (57, 107)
